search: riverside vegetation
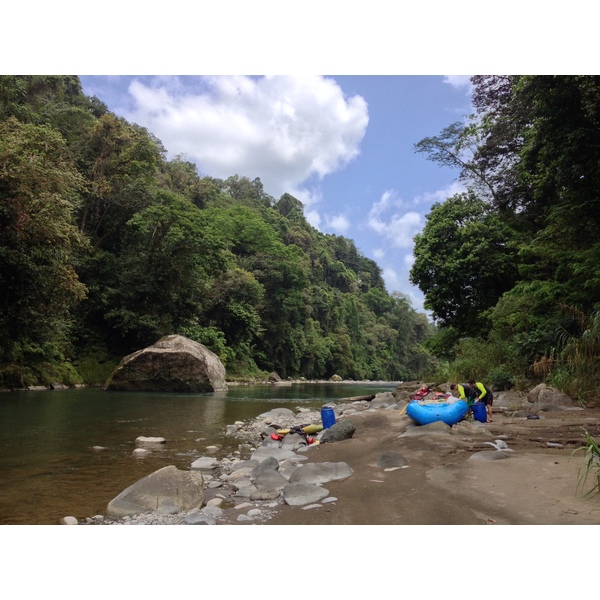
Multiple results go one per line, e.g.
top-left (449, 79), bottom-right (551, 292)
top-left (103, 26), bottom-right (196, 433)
top-left (1, 76), bottom-right (600, 416)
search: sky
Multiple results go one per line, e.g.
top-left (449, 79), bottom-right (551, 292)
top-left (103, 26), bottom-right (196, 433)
top-left (78, 74), bottom-right (472, 313)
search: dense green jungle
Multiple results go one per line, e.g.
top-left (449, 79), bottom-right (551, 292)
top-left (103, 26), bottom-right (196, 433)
top-left (1, 75), bottom-right (599, 406)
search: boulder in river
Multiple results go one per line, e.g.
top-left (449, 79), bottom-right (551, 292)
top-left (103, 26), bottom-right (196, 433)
top-left (103, 335), bottom-right (227, 393)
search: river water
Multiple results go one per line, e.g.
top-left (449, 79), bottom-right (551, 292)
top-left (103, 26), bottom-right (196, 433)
top-left (0, 382), bottom-right (397, 525)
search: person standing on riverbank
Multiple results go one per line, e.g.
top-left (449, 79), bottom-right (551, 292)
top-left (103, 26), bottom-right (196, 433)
top-left (468, 379), bottom-right (494, 422)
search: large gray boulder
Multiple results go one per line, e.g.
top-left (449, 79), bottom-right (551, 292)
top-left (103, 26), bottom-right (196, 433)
top-left (104, 335), bottom-right (227, 392)
top-left (106, 465), bottom-right (204, 518)
top-left (527, 383), bottom-right (575, 408)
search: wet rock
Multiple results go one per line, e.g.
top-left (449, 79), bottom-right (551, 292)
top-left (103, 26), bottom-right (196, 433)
top-left (135, 436), bottom-right (166, 445)
top-left (132, 448), bottom-right (152, 457)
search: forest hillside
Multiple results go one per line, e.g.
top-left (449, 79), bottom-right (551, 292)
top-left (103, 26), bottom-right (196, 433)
top-left (0, 76), bottom-right (433, 388)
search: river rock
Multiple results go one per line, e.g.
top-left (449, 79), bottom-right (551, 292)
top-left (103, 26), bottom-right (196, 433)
top-left (282, 482), bottom-right (330, 506)
top-left (377, 450), bottom-right (408, 468)
top-left (259, 407), bottom-right (295, 422)
top-left (288, 461), bottom-right (353, 484)
top-left (527, 383), bottom-right (575, 409)
top-left (469, 450), bottom-right (510, 461)
top-left (132, 448), bottom-right (152, 457)
top-left (106, 465), bottom-right (204, 518)
top-left (250, 487), bottom-right (281, 500)
top-left (136, 436), bottom-right (166, 445)
top-left (250, 455), bottom-right (280, 477)
top-left (191, 456), bottom-right (219, 471)
top-left (319, 419), bottom-right (356, 443)
top-left (369, 392), bottom-right (398, 409)
top-left (253, 470), bottom-right (288, 490)
top-left (251, 446), bottom-right (297, 463)
top-left (103, 334), bottom-right (227, 393)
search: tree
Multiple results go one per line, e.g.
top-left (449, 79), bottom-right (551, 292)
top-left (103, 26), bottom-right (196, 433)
top-left (410, 192), bottom-right (520, 338)
top-left (77, 114), bottom-right (161, 250)
top-left (83, 191), bottom-right (226, 352)
top-left (0, 118), bottom-right (87, 359)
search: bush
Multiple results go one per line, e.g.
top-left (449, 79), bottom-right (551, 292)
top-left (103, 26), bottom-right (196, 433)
top-left (488, 365), bottom-right (515, 391)
top-left (73, 356), bottom-right (118, 386)
top-left (572, 429), bottom-right (600, 498)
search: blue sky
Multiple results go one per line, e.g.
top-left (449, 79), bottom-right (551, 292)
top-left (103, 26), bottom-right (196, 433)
top-left (79, 74), bottom-right (473, 313)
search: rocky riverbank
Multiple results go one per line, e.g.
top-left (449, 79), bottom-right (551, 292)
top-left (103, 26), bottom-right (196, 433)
top-left (66, 381), bottom-right (600, 526)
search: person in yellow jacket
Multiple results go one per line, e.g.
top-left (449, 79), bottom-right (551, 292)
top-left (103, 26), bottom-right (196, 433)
top-left (468, 379), bottom-right (494, 423)
top-left (449, 382), bottom-right (478, 417)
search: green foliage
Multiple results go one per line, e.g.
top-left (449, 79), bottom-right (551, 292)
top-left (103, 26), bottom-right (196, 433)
top-left (0, 117), bottom-right (87, 361)
top-left (572, 429), bottom-right (600, 498)
top-left (0, 75), bottom-right (434, 387)
top-left (413, 76), bottom-right (600, 404)
top-left (0, 360), bottom-right (83, 389)
top-left (488, 365), bottom-right (515, 391)
top-left (177, 324), bottom-right (235, 366)
top-left (410, 191), bottom-right (520, 337)
top-left (547, 309), bottom-right (600, 405)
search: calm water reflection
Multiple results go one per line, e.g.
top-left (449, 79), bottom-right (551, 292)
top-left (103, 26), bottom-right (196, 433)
top-left (0, 382), bottom-right (396, 525)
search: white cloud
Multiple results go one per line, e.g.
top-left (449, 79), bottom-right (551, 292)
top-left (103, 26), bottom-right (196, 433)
top-left (373, 248), bottom-right (385, 260)
top-left (123, 75), bottom-right (369, 200)
top-left (368, 190), bottom-right (423, 249)
top-left (382, 266), bottom-right (401, 291)
top-left (326, 214), bottom-right (350, 234)
top-left (443, 75), bottom-right (473, 90)
top-left (413, 180), bottom-right (467, 208)
top-left (305, 209), bottom-right (321, 229)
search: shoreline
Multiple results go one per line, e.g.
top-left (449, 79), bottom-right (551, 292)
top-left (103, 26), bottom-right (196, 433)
top-left (73, 385), bottom-right (600, 526)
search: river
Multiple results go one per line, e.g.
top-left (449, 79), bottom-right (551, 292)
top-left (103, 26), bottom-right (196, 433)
top-left (0, 381), bottom-right (397, 525)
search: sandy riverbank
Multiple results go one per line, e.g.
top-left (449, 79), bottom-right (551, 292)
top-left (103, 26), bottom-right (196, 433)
top-left (234, 402), bottom-right (600, 526)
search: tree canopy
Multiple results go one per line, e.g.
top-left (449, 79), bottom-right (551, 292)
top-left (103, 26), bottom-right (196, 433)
top-left (412, 75), bottom-right (600, 401)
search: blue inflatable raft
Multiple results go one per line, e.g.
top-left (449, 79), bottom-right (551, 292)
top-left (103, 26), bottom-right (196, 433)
top-left (406, 400), bottom-right (469, 426)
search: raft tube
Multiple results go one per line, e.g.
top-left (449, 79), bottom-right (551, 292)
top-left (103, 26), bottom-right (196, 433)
top-left (406, 400), bottom-right (469, 426)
